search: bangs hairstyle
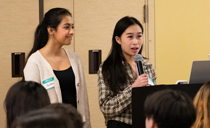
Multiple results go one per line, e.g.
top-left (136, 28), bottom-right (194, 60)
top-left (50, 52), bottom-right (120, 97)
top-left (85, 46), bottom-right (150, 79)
top-left (102, 16), bottom-right (143, 95)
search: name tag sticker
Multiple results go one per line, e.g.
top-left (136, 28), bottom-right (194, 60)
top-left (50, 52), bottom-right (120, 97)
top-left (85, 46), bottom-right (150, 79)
top-left (148, 78), bottom-right (154, 86)
top-left (42, 77), bottom-right (55, 90)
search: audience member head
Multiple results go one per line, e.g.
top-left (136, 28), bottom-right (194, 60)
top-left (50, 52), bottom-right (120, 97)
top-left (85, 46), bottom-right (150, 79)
top-left (192, 81), bottom-right (210, 128)
top-left (45, 103), bottom-right (83, 128)
top-left (4, 81), bottom-right (50, 128)
top-left (144, 89), bottom-right (196, 128)
top-left (11, 109), bottom-right (74, 128)
top-left (27, 7), bottom-right (72, 59)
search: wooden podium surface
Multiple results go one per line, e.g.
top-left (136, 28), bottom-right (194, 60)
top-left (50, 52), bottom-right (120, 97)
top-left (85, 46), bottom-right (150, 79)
top-left (132, 84), bottom-right (203, 128)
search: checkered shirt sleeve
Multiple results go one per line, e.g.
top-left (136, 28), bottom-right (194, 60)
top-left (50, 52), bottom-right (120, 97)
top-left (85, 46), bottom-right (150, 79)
top-left (98, 64), bottom-right (133, 125)
top-left (142, 59), bottom-right (157, 84)
top-left (97, 60), bottom-right (157, 125)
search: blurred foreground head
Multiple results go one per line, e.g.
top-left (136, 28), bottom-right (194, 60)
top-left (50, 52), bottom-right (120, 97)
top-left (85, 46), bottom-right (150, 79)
top-left (11, 109), bottom-right (75, 128)
top-left (144, 89), bottom-right (196, 128)
top-left (4, 81), bottom-right (50, 128)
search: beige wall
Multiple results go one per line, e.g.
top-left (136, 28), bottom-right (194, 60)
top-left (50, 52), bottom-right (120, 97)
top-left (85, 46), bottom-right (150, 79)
top-left (155, 0), bottom-right (210, 84)
top-left (0, 1), bottom-right (146, 128)
top-left (0, 0), bottom-right (194, 127)
top-left (3, 0), bottom-right (210, 127)
top-left (0, 1), bottom-right (39, 127)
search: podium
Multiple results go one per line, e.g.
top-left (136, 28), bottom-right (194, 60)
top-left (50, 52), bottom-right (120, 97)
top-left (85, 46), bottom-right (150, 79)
top-left (132, 84), bottom-right (203, 128)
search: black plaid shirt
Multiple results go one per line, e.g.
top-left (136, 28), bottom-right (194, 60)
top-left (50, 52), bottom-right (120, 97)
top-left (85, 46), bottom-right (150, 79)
top-left (98, 59), bottom-right (157, 125)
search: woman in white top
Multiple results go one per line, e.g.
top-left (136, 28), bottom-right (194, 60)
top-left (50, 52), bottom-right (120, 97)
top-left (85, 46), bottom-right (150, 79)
top-left (24, 8), bottom-right (91, 128)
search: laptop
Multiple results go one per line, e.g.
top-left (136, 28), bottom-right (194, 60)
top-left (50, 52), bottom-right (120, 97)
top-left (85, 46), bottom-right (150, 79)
top-left (189, 60), bottom-right (210, 84)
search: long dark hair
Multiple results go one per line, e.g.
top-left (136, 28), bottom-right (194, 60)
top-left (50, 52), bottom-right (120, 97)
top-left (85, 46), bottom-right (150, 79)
top-left (27, 8), bottom-right (72, 59)
top-left (4, 81), bottom-right (50, 128)
top-left (102, 16), bottom-right (143, 95)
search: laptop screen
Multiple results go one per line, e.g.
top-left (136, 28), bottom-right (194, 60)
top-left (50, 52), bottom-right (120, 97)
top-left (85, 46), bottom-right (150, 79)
top-left (189, 60), bottom-right (210, 84)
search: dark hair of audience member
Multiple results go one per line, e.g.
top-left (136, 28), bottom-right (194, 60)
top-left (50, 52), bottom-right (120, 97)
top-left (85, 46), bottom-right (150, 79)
top-left (11, 109), bottom-right (74, 128)
top-left (4, 81), bottom-right (50, 128)
top-left (144, 89), bottom-right (196, 128)
top-left (192, 81), bottom-right (210, 128)
top-left (45, 103), bottom-right (83, 128)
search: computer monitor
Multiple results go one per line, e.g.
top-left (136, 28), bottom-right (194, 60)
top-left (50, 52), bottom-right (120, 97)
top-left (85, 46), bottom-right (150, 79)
top-left (189, 60), bottom-right (210, 84)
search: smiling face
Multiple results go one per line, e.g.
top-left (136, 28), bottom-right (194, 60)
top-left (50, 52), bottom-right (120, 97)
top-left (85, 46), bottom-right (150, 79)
top-left (51, 15), bottom-right (74, 46)
top-left (115, 24), bottom-right (143, 60)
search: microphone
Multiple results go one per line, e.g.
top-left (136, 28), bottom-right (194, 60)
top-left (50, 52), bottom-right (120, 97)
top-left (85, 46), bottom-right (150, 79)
top-left (134, 54), bottom-right (144, 76)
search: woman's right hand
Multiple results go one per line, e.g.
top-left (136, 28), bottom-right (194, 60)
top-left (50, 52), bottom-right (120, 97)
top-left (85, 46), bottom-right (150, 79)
top-left (132, 73), bottom-right (149, 88)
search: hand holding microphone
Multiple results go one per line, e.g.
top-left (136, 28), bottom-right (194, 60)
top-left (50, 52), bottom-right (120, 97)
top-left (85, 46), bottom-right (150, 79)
top-left (132, 73), bottom-right (149, 88)
top-left (132, 54), bottom-right (153, 87)
top-left (134, 54), bottom-right (144, 76)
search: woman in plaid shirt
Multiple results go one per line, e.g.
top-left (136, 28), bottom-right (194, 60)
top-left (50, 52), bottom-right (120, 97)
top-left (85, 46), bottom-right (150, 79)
top-left (98, 16), bottom-right (157, 128)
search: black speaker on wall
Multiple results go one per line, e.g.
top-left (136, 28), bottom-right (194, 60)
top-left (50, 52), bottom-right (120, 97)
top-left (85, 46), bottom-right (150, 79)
top-left (12, 52), bottom-right (25, 77)
top-left (89, 50), bottom-right (101, 74)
